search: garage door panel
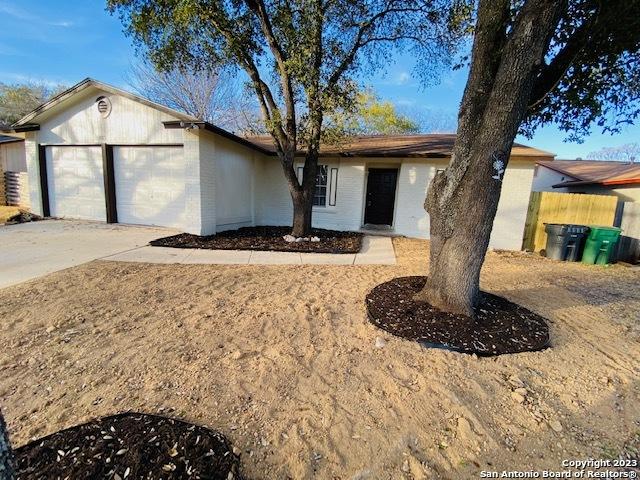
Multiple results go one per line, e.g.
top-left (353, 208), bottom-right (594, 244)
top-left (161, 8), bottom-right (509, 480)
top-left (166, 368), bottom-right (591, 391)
top-left (114, 146), bottom-right (186, 229)
top-left (47, 146), bottom-right (106, 221)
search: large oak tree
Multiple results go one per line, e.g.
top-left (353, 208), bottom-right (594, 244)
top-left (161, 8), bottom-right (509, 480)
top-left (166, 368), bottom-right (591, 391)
top-left (0, 410), bottom-right (14, 480)
top-left (418, 0), bottom-right (640, 315)
top-left (108, 0), bottom-right (470, 236)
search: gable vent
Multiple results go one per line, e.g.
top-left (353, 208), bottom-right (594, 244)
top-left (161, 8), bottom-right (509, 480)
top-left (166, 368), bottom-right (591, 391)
top-left (95, 96), bottom-right (112, 118)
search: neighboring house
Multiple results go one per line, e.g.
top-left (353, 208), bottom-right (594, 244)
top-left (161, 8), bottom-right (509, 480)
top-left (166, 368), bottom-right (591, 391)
top-left (0, 135), bottom-right (26, 172)
top-left (2, 78), bottom-right (555, 250)
top-left (533, 160), bottom-right (640, 203)
top-left (0, 135), bottom-right (28, 206)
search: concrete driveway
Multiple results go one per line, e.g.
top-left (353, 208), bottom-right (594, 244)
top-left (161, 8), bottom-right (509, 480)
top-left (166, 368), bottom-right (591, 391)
top-left (0, 220), bottom-right (174, 289)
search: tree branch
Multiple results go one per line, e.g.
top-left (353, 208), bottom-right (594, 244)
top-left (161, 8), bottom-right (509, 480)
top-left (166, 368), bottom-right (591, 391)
top-left (244, 0), bottom-right (297, 144)
top-left (326, 4), bottom-right (424, 89)
top-left (527, 2), bottom-right (600, 111)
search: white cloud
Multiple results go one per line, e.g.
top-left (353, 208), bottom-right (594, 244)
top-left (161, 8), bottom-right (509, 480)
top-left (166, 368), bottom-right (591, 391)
top-left (0, 3), bottom-right (74, 27)
top-left (374, 71), bottom-right (418, 87)
top-left (396, 72), bottom-right (411, 85)
top-left (0, 72), bottom-right (73, 87)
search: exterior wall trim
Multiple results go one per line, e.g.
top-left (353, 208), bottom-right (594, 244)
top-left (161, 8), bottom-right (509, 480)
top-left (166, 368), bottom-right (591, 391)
top-left (102, 144), bottom-right (117, 223)
top-left (37, 144), bottom-right (50, 217)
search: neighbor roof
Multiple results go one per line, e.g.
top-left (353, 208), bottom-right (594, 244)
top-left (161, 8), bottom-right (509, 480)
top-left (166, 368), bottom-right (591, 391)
top-left (246, 134), bottom-right (554, 159)
top-left (538, 160), bottom-right (640, 187)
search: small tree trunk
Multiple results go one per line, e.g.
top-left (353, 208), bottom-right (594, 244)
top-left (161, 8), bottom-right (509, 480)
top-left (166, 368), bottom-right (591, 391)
top-left (291, 189), bottom-right (314, 237)
top-left (0, 410), bottom-right (14, 480)
top-left (282, 148), bottom-right (319, 238)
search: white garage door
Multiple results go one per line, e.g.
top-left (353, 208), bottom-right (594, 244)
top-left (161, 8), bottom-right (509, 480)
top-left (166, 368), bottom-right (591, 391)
top-left (113, 146), bottom-right (187, 229)
top-left (47, 146), bottom-right (106, 221)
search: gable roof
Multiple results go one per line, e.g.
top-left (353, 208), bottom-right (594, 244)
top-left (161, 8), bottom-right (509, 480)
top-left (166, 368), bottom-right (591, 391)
top-left (1, 77), bottom-right (554, 160)
top-left (1, 78), bottom-right (272, 154)
top-left (538, 159), bottom-right (640, 187)
top-left (246, 134), bottom-right (554, 159)
top-left (11, 77), bottom-right (198, 128)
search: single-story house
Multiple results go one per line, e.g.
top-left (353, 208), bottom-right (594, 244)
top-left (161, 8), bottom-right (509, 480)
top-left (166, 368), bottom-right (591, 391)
top-left (533, 159), bottom-right (640, 203)
top-left (0, 134), bottom-right (27, 206)
top-left (2, 78), bottom-right (555, 250)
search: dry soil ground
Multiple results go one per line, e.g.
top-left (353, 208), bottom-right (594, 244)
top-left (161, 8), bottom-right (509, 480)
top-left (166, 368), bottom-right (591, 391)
top-left (0, 205), bottom-right (21, 224)
top-left (1, 238), bottom-right (639, 479)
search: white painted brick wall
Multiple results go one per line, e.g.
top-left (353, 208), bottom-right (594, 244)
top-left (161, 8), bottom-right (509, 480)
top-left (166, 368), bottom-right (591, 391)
top-left (197, 131), bottom-right (216, 235)
top-left (394, 161), bottom-right (443, 238)
top-left (489, 160), bottom-right (536, 250)
top-left (24, 133), bottom-right (42, 216)
top-left (182, 130), bottom-right (203, 235)
top-left (255, 157), bottom-right (293, 226)
top-left (212, 136), bottom-right (254, 232)
top-left (252, 156), bottom-right (535, 250)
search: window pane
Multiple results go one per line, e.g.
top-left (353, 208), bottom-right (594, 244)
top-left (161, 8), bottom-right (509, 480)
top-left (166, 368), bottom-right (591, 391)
top-left (313, 165), bottom-right (328, 206)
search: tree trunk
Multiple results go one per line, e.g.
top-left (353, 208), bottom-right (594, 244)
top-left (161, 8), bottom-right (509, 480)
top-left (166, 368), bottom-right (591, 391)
top-left (0, 410), bottom-right (14, 480)
top-left (415, 0), bottom-right (563, 316)
top-left (281, 149), bottom-right (319, 238)
top-left (417, 133), bottom-right (516, 316)
top-left (291, 188), bottom-right (314, 237)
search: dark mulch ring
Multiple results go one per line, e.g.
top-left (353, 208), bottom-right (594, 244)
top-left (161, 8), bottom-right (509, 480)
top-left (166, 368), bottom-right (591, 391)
top-left (150, 226), bottom-right (364, 254)
top-left (366, 276), bottom-right (550, 356)
top-left (6, 211), bottom-right (43, 224)
top-left (15, 412), bottom-right (242, 480)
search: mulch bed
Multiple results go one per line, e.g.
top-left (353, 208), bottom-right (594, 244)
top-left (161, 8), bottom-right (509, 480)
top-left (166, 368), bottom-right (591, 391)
top-left (150, 226), bottom-right (364, 254)
top-left (366, 276), bottom-right (550, 356)
top-left (15, 412), bottom-right (242, 480)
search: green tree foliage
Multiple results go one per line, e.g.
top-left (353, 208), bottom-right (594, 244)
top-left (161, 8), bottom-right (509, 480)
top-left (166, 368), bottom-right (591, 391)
top-left (520, 0), bottom-right (640, 141)
top-left (107, 0), bottom-right (472, 235)
top-left (327, 90), bottom-right (419, 136)
top-left (0, 82), bottom-right (67, 126)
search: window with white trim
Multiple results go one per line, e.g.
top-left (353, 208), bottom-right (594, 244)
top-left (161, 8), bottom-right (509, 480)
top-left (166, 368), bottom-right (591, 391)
top-left (297, 164), bottom-right (335, 207)
top-left (314, 165), bottom-right (328, 206)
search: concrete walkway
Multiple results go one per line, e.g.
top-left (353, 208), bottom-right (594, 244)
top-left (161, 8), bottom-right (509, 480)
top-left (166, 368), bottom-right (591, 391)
top-left (102, 235), bottom-right (396, 265)
top-left (0, 220), bottom-right (176, 289)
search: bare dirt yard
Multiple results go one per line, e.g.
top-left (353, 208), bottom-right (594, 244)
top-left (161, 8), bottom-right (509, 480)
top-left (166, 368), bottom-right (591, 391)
top-left (1, 238), bottom-right (639, 479)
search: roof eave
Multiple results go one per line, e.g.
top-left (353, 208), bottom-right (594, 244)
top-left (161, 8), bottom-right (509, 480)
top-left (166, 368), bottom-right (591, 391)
top-left (1, 124), bottom-right (40, 134)
top-left (601, 178), bottom-right (640, 186)
top-left (552, 178), bottom-right (640, 188)
top-left (162, 120), bottom-right (274, 155)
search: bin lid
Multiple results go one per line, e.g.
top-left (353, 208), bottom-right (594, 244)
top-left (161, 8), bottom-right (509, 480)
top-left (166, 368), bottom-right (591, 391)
top-left (587, 225), bottom-right (622, 232)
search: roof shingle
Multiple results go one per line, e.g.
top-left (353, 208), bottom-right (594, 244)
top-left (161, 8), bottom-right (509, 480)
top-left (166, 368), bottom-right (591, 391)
top-left (538, 159), bottom-right (640, 187)
top-left (245, 134), bottom-right (554, 159)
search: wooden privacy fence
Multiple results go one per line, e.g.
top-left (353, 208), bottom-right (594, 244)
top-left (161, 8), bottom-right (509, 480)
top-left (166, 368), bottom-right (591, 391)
top-left (522, 191), bottom-right (618, 252)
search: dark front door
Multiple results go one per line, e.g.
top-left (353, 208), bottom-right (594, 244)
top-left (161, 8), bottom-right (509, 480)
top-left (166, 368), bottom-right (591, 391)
top-left (364, 168), bottom-right (398, 226)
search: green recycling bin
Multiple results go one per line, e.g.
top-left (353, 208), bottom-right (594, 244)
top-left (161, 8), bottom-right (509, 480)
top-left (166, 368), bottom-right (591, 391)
top-left (581, 226), bottom-right (622, 265)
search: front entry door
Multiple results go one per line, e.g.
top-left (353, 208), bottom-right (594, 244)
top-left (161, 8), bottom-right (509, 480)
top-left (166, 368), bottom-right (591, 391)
top-left (364, 168), bottom-right (398, 226)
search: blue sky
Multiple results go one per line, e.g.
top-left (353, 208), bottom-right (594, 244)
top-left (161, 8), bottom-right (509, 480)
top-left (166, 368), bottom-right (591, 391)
top-left (1, 0), bottom-right (638, 158)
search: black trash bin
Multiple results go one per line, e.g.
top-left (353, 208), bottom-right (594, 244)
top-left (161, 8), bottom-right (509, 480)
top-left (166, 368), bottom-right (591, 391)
top-left (544, 224), bottom-right (590, 261)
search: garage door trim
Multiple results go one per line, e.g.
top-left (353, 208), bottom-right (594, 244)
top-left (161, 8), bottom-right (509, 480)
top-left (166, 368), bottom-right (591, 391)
top-left (38, 143), bottom-right (184, 223)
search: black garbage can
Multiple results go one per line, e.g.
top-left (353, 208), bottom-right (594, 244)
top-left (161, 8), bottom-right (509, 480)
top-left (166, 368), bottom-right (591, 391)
top-left (544, 224), bottom-right (590, 261)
